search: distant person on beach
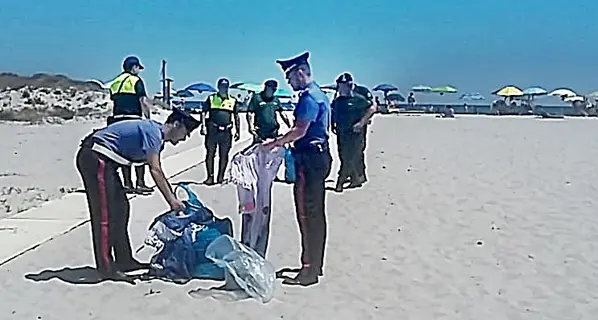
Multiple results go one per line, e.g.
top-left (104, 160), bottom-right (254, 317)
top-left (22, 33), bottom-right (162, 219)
top-left (107, 56), bottom-right (154, 194)
top-left (76, 108), bottom-right (200, 281)
top-left (200, 78), bottom-right (241, 185)
top-left (331, 73), bottom-right (377, 192)
top-left (374, 96), bottom-right (381, 111)
top-left (263, 52), bottom-right (331, 286)
top-left (246, 79), bottom-right (291, 144)
top-left (407, 92), bottom-right (416, 107)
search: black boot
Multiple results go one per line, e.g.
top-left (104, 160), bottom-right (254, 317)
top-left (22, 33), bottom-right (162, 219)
top-left (282, 267), bottom-right (319, 287)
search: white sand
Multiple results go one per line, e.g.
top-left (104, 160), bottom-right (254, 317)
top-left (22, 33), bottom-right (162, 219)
top-left (0, 114), bottom-right (597, 319)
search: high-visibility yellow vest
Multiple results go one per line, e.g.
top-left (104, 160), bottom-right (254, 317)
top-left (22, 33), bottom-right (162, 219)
top-left (209, 94), bottom-right (236, 111)
top-left (109, 72), bottom-right (140, 96)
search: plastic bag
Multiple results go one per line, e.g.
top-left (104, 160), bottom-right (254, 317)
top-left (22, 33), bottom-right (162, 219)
top-left (284, 146), bottom-right (296, 183)
top-left (205, 235), bottom-right (276, 303)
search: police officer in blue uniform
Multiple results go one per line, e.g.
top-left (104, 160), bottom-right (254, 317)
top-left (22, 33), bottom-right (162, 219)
top-left (107, 56), bottom-right (154, 194)
top-left (263, 52), bottom-right (332, 286)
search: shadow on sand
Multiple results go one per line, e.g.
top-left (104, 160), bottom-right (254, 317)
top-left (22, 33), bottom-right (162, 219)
top-left (25, 266), bottom-right (137, 285)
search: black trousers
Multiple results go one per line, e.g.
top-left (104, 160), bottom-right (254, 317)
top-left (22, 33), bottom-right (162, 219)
top-left (205, 125), bottom-right (232, 180)
top-left (107, 115), bottom-right (146, 187)
top-left (336, 130), bottom-right (364, 180)
top-left (358, 126), bottom-right (368, 179)
top-left (76, 143), bottom-right (134, 273)
top-left (293, 146), bottom-right (332, 271)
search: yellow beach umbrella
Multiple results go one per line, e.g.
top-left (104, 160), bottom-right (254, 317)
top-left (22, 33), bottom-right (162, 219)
top-left (493, 86), bottom-right (524, 97)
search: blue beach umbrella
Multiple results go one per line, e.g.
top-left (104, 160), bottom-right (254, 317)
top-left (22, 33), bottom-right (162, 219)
top-left (373, 83), bottom-right (398, 93)
top-left (522, 86), bottom-right (548, 96)
top-left (173, 90), bottom-right (194, 98)
top-left (387, 93), bottom-right (405, 102)
top-left (184, 82), bottom-right (217, 93)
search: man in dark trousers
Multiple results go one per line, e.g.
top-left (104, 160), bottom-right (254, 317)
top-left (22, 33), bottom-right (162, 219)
top-left (200, 78), bottom-right (241, 185)
top-left (352, 83), bottom-right (376, 184)
top-left (76, 108), bottom-right (200, 280)
top-left (246, 79), bottom-right (291, 143)
top-left (107, 56), bottom-right (154, 194)
top-left (263, 52), bottom-right (331, 286)
top-left (331, 73), bottom-right (377, 192)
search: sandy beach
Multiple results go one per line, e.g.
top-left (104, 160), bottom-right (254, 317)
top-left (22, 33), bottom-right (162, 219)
top-left (1, 114), bottom-right (597, 319)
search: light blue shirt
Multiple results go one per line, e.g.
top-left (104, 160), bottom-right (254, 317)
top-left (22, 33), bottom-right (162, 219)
top-left (92, 119), bottom-right (164, 162)
top-left (293, 82), bottom-right (330, 150)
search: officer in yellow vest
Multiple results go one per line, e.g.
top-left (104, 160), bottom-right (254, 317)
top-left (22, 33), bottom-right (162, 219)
top-left (107, 56), bottom-right (154, 194)
top-left (200, 78), bottom-right (241, 185)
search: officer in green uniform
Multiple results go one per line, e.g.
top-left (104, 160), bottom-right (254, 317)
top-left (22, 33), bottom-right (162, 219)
top-left (331, 73), bottom-right (377, 192)
top-left (107, 56), bottom-right (154, 194)
top-left (246, 79), bottom-right (291, 143)
top-left (353, 83), bottom-right (376, 183)
top-left (200, 78), bottom-right (241, 185)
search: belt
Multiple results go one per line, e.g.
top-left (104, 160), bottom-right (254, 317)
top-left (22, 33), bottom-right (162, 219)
top-left (292, 141), bottom-right (329, 153)
top-left (89, 143), bottom-right (145, 167)
top-left (210, 122), bottom-right (233, 131)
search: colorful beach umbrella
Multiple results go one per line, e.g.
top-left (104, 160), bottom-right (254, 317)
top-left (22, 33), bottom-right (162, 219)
top-left (460, 93), bottom-right (485, 100)
top-left (431, 85), bottom-right (458, 94)
top-left (522, 87), bottom-right (547, 96)
top-left (411, 85), bottom-right (432, 93)
top-left (387, 93), bottom-right (405, 102)
top-left (493, 86), bottom-right (524, 97)
top-left (231, 82), bottom-right (263, 92)
top-left (373, 83), bottom-right (398, 93)
top-left (273, 88), bottom-right (293, 98)
top-left (184, 82), bottom-right (217, 93)
top-left (548, 88), bottom-right (576, 98)
top-left (587, 91), bottom-right (598, 98)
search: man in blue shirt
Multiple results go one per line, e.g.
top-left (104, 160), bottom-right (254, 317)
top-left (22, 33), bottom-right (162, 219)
top-left (263, 51), bottom-right (332, 286)
top-left (76, 108), bottom-right (200, 281)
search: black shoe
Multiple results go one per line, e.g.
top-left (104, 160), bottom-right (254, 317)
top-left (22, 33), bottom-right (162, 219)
top-left (135, 184), bottom-right (154, 194)
top-left (123, 185), bottom-right (135, 194)
top-left (203, 176), bottom-right (215, 185)
top-left (118, 260), bottom-right (149, 272)
top-left (348, 175), bottom-right (365, 188)
top-left (282, 268), bottom-right (319, 287)
top-left (216, 176), bottom-right (225, 184)
top-left (98, 269), bottom-right (135, 283)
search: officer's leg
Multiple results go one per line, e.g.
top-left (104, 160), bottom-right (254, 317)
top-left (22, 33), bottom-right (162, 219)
top-left (76, 148), bottom-right (113, 274)
top-left (358, 128), bottom-right (368, 181)
top-left (135, 165), bottom-right (152, 193)
top-left (216, 130), bottom-right (232, 183)
top-left (204, 129), bottom-right (217, 184)
top-left (347, 133), bottom-right (365, 187)
top-left (335, 133), bottom-right (349, 192)
top-left (291, 157), bottom-right (311, 270)
top-left (121, 166), bottom-right (134, 189)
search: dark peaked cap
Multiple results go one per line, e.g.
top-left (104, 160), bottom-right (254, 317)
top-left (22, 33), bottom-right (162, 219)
top-left (276, 52), bottom-right (310, 76)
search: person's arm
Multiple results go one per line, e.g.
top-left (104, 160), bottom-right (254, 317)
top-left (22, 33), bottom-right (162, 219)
top-left (147, 152), bottom-right (177, 205)
top-left (357, 98), bottom-right (377, 127)
top-left (266, 95), bottom-right (318, 147)
top-left (233, 101), bottom-right (241, 133)
top-left (135, 80), bottom-right (151, 118)
top-left (246, 95), bottom-right (256, 133)
top-left (330, 99), bottom-right (337, 132)
top-left (201, 97), bottom-right (211, 127)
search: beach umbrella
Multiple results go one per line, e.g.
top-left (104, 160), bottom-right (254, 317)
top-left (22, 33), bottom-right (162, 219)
top-left (274, 88), bottom-right (293, 98)
top-left (493, 85), bottom-right (524, 97)
top-left (431, 85), bottom-right (458, 95)
top-left (522, 86), bottom-right (548, 96)
top-left (184, 82), bottom-right (217, 93)
top-left (548, 88), bottom-right (576, 98)
top-left (320, 83), bottom-right (337, 91)
top-left (460, 93), bottom-right (485, 100)
top-left (373, 83), bottom-right (398, 93)
top-left (387, 93), bottom-right (405, 102)
top-left (231, 82), bottom-right (263, 92)
top-left (587, 91), bottom-right (598, 98)
top-left (173, 90), bottom-right (194, 98)
top-left (411, 85), bottom-right (432, 93)
top-left (564, 96), bottom-right (584, 102)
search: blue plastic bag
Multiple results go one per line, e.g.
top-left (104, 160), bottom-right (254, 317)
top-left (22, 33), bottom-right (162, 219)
top-left (284, 147), bottom-right (296, 183)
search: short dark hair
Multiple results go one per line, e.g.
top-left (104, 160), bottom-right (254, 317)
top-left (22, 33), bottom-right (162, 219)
top-left (166, 108), bottom-right (200, 132)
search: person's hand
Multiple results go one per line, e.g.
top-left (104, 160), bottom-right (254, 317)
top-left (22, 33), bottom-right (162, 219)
top-left (200, 125), bottom-right (206, 136)
top-left (169, 198), bottom-right (186, 212)
top-left (234, 131), bottom-right (240, 141)
top-left (353, 122), bottom-right (365, 133)
top-left (262, 138), bottom-right (281, 151)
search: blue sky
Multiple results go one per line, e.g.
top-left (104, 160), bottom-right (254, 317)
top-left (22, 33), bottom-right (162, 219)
top-left (1, 0), bottom-right (597, 102)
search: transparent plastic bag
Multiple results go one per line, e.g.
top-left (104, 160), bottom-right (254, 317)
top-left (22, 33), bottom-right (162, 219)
top-left (205, 235), bottom-right (275, 303)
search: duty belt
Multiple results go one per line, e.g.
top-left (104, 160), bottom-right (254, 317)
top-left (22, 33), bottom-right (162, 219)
top-left (210, 122), bottom-right (233, 131)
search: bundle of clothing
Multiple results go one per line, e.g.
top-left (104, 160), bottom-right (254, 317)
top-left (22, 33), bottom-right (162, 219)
top-left (142, 184), bottom-right (233, 281)
top-left (224, 144), bottom-right (285, 257)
